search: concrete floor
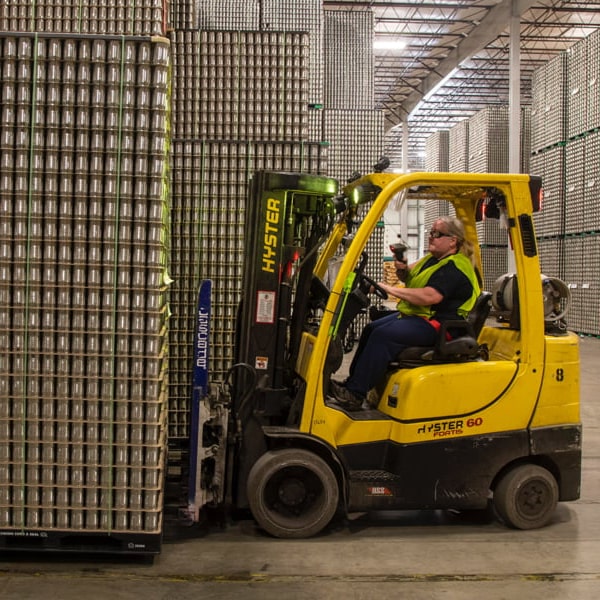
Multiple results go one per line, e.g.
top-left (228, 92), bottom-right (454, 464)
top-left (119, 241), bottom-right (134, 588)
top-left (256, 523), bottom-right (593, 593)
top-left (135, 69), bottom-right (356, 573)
top-left (0, 336), bottom-right (599, 599)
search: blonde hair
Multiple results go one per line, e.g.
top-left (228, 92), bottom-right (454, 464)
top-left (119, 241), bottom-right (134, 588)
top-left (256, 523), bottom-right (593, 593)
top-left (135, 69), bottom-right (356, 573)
top-left (435, 216), bottom-right (476, 264)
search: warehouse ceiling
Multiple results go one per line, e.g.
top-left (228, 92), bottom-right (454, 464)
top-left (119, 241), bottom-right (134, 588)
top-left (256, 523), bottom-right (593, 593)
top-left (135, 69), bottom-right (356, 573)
top-left (323, 0), bottom-right (600, 169)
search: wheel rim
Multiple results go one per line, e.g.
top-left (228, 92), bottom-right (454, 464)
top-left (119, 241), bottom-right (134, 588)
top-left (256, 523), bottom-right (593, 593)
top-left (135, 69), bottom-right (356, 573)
top-left (516, 478), bottom-right (553, 518)
top-left (248, 449), bottom-right (340, 537)
top-left (264, 465), bottom-right (325, 519)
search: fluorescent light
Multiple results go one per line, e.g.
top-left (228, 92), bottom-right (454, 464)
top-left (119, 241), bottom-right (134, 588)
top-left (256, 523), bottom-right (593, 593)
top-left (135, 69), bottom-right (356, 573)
top-left (373, 39), bottom-right (407, 51)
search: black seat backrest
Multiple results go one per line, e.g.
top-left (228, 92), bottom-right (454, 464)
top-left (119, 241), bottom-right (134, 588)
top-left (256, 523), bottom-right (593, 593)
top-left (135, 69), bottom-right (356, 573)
top-left (432, 291), bottom-right (492, 359)
top-left (392, 291), bottom-right (492, 367)
top-left (466, 291), bottom-right (493, 339)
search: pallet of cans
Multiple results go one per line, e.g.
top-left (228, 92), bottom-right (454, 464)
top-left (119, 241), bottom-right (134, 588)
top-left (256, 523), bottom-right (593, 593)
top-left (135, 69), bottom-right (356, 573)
top-left (0, 32), bottom-right (171, 554)
top-left (0, 0), bottom-right (169, 36)
top-left (324, 9), bottom-right (374, 110)
top-left (167, 139), bottom-right (328, 440)
top-left (424, 130), bottom-right (449, 172)
top-left (322, 108), bottom-right (385, 182)
top-left (448, 119), bottom-right (469, 172)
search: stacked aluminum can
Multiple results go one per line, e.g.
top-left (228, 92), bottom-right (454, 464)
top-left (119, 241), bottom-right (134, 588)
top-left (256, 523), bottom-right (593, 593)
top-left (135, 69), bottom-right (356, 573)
top-left (0, 1), bottom-right (397, 539)
top-left (168, 139), bottom-right (328, 439)
top-left (322, 109), bottom-right (385, 183)
top-left (531, 53), bottom-right (567, 152)
top-left (166, 22), bottom-right (324, 441)
top-left (448, 120), bottom-right (470, 172)
top-left (467, 106), bottom-right (510, 175)
top-left (0, 0), bottom-right (167, 36)
top-left (530, 28), bottom-right (600, 336)
top-left (324, 10), bottom-right (374, 110)
top-left (521, 106), bottom-right (531, 174)
top-left (166, 6), bottom-right (387, 441)
top-left (531, 145), bottom-right (565, 238)
top-left (424, 130), bottom-right (450, 172)
top-left (169, 29), bottom-right (311, 141)
top-left (0, 20), bottom-right (170, 551)
top-left (195, 0), bottom-right (323, 106)
top-left (196, 0), bottom-right (260, 31)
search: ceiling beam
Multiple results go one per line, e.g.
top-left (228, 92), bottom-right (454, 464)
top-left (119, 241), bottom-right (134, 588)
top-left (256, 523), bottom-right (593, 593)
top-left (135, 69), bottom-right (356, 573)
top-left (386, 0), bottom-right (540, 129)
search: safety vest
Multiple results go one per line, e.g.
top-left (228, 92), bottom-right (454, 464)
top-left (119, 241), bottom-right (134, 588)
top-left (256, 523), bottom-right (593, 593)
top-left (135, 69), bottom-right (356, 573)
top-left (397, 252), bottom-right (480, 319)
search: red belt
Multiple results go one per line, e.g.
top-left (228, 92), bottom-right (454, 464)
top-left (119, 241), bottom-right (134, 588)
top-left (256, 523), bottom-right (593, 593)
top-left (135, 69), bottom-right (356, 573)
top-left (427, 317), bottom-right (452, 340)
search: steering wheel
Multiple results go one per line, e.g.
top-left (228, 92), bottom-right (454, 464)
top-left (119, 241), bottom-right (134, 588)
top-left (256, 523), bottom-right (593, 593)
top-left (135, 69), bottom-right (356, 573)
top-left (358, 274), bottom-right (388, 300)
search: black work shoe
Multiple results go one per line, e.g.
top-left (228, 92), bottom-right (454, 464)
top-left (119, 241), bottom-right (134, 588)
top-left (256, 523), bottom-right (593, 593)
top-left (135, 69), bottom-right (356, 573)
top-left (329, 380), bottom-right (364, 411)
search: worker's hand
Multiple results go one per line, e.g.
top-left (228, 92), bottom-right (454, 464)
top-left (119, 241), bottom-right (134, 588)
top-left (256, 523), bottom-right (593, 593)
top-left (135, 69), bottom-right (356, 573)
top-left (377, 282), bottom-right (403, 300)
top-left (394, 258), bottom-right (408, 281)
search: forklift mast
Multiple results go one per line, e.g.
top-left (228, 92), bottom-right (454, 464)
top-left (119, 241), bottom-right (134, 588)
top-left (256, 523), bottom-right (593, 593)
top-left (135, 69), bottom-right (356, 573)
top-left (226, 172), bottom-right (339, 506)
top-left (234, 171), bottom-right (338, 418)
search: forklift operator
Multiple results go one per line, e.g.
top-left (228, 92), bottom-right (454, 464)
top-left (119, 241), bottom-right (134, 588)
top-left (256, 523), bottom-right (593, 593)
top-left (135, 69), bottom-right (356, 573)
top-left (329, 216), bottom-right (481, 410)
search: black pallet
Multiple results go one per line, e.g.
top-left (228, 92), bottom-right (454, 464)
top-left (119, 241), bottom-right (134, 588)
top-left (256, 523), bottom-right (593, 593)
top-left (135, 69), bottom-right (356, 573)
top-left (0, 529), bottom-right (162, 556)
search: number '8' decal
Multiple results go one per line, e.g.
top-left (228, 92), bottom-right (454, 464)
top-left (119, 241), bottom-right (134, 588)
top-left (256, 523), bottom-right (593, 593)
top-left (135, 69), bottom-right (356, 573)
top-left (556, 368), bottom-right (564, 382)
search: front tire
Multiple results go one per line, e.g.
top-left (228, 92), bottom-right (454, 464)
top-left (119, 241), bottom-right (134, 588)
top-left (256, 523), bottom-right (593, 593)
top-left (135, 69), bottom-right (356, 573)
top-left (493, 464), bottom-right (559, 530)
top-left (247, 448), bottom-right (339, 538)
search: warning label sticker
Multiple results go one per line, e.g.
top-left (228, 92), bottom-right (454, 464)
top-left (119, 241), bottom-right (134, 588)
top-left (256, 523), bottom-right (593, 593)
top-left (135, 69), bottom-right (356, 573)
top-left (255, 356), bottom-right (268, 370)
top-left (256, 290), bottom-right (276, 324)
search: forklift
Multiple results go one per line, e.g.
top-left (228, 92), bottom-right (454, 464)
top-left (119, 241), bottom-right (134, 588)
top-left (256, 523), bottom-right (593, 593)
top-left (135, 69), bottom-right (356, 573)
top-left (184, 167), bottom-right (581, 538)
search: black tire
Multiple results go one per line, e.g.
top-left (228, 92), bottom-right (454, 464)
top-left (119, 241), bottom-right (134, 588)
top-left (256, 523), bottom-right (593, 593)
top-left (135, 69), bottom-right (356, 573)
top-left (493, 464), bottom-right (559, 530)
top-left (247, 448), bottom-right (339, 539)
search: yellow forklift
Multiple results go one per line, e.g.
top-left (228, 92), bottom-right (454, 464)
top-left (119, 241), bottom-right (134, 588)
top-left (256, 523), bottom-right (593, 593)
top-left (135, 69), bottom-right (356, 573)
top-left (185, 168), bottom-right (581, 538)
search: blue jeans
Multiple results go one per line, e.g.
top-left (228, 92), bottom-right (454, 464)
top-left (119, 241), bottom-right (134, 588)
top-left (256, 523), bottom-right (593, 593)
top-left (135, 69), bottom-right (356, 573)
top-left (346, 312), bottom-right (438, 397)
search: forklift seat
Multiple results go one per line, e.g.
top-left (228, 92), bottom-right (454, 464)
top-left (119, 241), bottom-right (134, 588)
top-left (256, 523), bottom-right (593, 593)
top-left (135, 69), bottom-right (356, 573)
top-left (389, 291), bottom-right (492, 368)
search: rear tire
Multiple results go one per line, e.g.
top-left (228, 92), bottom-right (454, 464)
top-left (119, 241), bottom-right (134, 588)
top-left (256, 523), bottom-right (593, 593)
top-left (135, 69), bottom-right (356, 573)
top-left (493, 464), bottom-right (558, 530)
top-left (247, 448), bottom-right (339, 538)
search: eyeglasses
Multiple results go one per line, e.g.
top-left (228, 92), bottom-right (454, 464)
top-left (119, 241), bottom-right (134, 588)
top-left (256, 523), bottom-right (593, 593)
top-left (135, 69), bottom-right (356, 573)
top-left (428, 229), bottom-right (453, 239)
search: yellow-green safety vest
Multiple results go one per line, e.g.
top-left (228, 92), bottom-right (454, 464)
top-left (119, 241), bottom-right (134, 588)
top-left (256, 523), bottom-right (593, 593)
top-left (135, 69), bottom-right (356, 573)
top-left (397, 252), bottom-right (481, 319)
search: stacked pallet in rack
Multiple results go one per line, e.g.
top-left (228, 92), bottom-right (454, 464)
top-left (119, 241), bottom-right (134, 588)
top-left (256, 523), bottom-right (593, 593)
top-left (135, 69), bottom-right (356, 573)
top-left (0, 25), bottom-right (170, 552)
top-left (169, 29), bottom-right (310, 141)
top-left (468, 106), bottom-right (510, 175)
top-left (195, 0), bottom-right (323, 106)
